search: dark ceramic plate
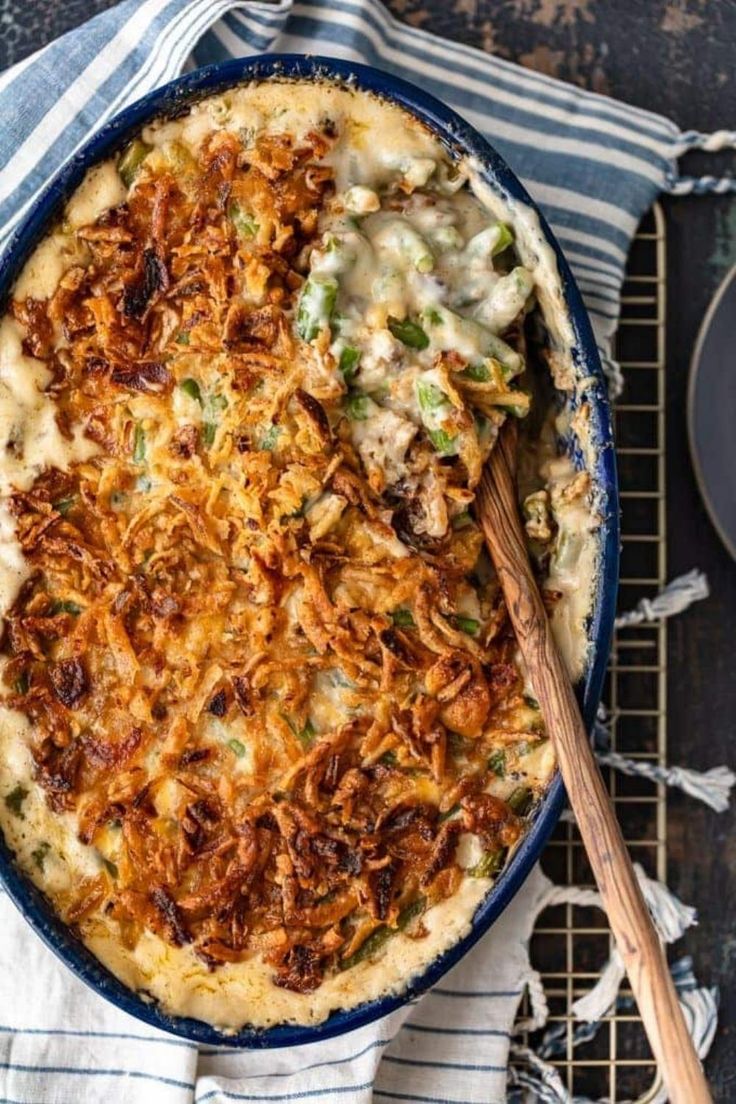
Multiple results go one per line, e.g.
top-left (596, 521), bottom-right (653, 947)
top-left (688, 265), bottom-right (736, 561)
top-left (0, 53), bottom-right (619, 1047)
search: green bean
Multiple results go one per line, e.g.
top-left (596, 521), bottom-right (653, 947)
top-left (454, 616), bottom-right (479, 635)
top-left (179, 378), bottom-right (202, 404)
top-left (401, 228), bottom-right (434, 272)
top-left (228, 201), bottom-right (258, 239)
top-left (390, 608), bottom-right (415, 628)
top-left (162, 140), bottom-right (195, 174)
top-left (283, 715), bottom-right (317, 747)
top-left (338, 346), bottom-right (361, 382)
top-left (507, 785), bottom-right (533, 816)
top-left (298, 719), bottom-right (316, 747)
top-left (438, 802), bottom-right (461, 822)
top-left (551, 526), bottom-right (585, 575)
top-left (522, 493), bottom-right (551, 541)
top-left (451, 510), bottom-right (472, 530)
top-left (447, 731), bottom-right (466, 755)
top-left (319, 234), bottom-right (358, 276)
top-left (31, 841), bottom-right (51, 872)
top-left (52, 496), bottom-right (76, 516)
top-left (417, 379), bottom-right (447, 413)
top-left (426, 306), bottom-right (521, 375)
top-left (202, 393), bottom-right (228, 447)
top-left (228, 738), bottom-right (246, 757)
top-left (346, 393), bottom-right (371, 421)
top-left (488, 749), bottom-right (506, 777)
top-left (4, 784), bottom-right (28, 818)
top-left (372, 271), bottom-right (404, 305)
top-left (401, 157), bottom-right (437, 188)
top-left (379, 219), bottom-right (434, 272)
top-left (344, 185), bottom-right (380, 214)
top-left (133, 424), bottom-right (146, 464)
top-left (492, 223), bottom-right (514, 255)
top-left (432, 226), bottom-right (464, 252)
top-left (484, 332), bottom-right (523, 377)
top-left (477, 267), bottom-right (534, 335)
top-left (339, 896), bottom-right (427, 970)
top-left (118, 139), bottom-right (152, 188)
top-left (388, 316), bottom-right (429, 350)
top-left (397, 896), bottom-right (427, 929)
top-left (460, 362), bottom-right (491, 383)
top-left (259, 423), bottom-right (280, 451)
top-left (330, 668), bottom-right (355, 689)
top-left (428, 428), bottom-right (457, 456)
top-left (422, 306), bottom-right (443, 326)
top-left (465, 223), bottom-right (514, 260)
top-left (468, 849), bottom-right (505, 878)
top-left (101, 857), bottom-right (119, 879)
top-left (297, 276), bottom-right (338, 341)
top-left (494, 390), bottom-right (531, 418)
top-left (50, 600), bottom-right (83, 616)
top-left (340, 926), bottom-right (393, 971)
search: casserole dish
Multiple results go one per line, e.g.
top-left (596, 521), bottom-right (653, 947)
top-left (0, 53), bottom-right (618, 1046)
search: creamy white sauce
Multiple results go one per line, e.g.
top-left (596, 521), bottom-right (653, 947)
top-left (65, 161), bottom-right (127, 230)
top-left (0, 78), bottom-right (598, 1030)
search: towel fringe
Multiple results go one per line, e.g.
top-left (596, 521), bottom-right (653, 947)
top-left (593, 715), bottom-right (735, 813)
top-left (668, 130), bottom-right (736, 195)
top-left (668, 175), bottom-right (736, 196)
top-left (614, 568), bottom-right (709, 627)
top-left (508, 1042), bottom-right (571, 1104)
top-left (674, 128), bottom-right (736, 153)
top-left (597, 747), bottom-right (736, 814)
top-left (513, 965), bottom-right (550, 1034)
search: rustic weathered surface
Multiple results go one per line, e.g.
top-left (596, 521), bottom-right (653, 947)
top-left (2, 1), bottom-right (736, 1098)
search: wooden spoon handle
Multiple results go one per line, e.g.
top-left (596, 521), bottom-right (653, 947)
top-left (477, 445), bottom-right (711, 1104)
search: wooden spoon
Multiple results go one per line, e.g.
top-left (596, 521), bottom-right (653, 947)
top-left (476, 422), bottom-right (711, 1104)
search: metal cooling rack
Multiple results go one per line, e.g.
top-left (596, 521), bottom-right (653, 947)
top-left (520, 203), bottom-right (668, 1102)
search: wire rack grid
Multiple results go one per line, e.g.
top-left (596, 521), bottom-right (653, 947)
top-left (518, 202), bottom-right (669, 1102)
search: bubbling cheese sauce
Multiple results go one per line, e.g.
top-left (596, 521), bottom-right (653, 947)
top-left (0, 79), bottom-right (597, 1030)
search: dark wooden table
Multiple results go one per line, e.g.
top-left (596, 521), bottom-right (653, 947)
top-left (2, 1), bottom-right (735, 1097)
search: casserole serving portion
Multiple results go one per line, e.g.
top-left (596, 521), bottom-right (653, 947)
top-left (0, 75), bottom-right (604, 1032)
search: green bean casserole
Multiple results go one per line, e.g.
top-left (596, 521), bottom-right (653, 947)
top-left (0, 80), bottom-right (597, 1028)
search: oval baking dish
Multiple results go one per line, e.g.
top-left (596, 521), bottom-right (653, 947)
top-left (0, 53), bottom-right (619, 1047)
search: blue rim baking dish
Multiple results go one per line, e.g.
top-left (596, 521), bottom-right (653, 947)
top-left (0, 53), bottom-right (619, 1047)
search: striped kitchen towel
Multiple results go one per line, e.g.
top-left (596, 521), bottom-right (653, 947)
top-left (0, 2), bottom-right (733, 1102)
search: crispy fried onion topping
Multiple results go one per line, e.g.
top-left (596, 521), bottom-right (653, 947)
top-left (2, 123), bottom-right (544, 993)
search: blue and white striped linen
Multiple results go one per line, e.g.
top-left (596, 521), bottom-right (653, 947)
top-left (0, 2), bottom-right (726, 1101)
